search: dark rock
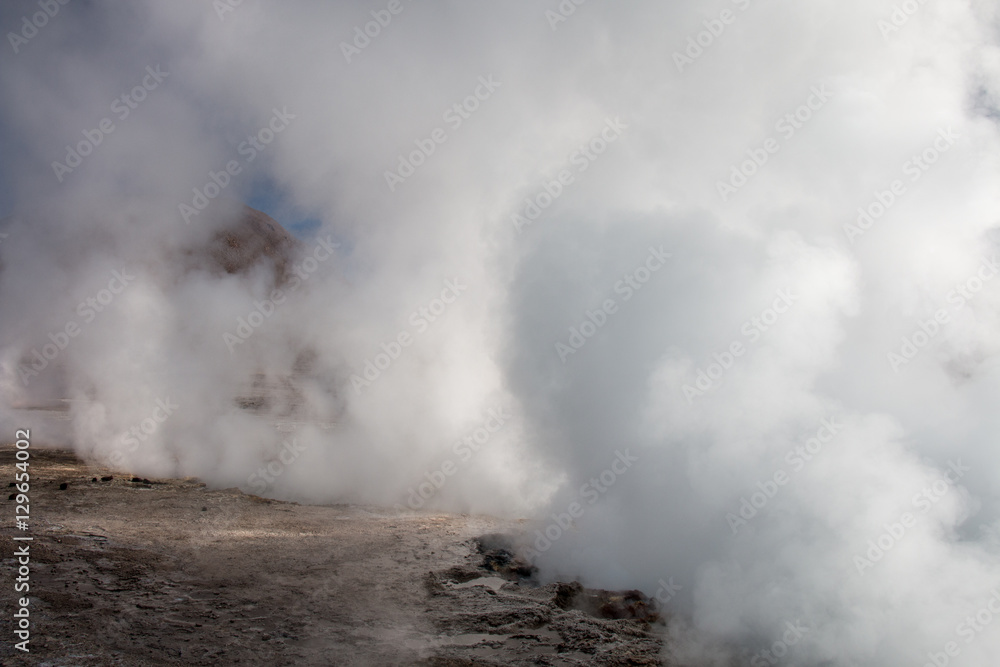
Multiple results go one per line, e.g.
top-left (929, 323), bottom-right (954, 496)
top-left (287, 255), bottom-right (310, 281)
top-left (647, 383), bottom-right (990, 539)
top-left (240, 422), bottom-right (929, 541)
top-left (559, 586), bottom-right (660, 622)
top-left (192, 203), bottom-right (303, 287)
top-left (553, 581), bottom-right (584, 610)
top-left (101, 476), bottom-right (113, 481)
top-left (59, 482), bottom-right (68, 490)
top-left (476, 533), bottom-right (536, 579)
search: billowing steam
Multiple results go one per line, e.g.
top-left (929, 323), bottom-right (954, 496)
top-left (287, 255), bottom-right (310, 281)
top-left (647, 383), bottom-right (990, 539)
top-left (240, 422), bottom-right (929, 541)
top-left (3, 0), bottom-right (1000, 663)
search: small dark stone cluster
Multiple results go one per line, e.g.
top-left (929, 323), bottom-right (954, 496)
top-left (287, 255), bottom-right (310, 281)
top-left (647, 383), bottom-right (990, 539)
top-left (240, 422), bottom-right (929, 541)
top-left (476, 533), bottom-right (536, 579)
top-left (556, 583), bottom-right (660, 622)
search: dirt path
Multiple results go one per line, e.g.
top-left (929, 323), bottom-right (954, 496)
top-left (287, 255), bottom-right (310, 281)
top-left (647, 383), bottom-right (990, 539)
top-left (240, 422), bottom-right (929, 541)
top-left (0, 445), bottom-right (665, 666)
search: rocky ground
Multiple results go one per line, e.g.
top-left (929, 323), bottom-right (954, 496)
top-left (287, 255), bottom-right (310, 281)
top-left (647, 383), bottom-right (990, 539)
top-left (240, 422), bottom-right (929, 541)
top-left (0, 444), bottom-right (668, 666)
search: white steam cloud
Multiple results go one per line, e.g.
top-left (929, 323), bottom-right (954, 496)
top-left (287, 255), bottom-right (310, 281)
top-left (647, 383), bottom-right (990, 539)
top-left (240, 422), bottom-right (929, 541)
top-left (3, 0), bottom-right (1000, 664)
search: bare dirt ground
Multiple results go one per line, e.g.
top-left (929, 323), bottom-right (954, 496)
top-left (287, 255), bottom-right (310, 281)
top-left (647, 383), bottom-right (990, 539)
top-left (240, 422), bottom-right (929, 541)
top-left (0, 444), bottom-right (667, 666)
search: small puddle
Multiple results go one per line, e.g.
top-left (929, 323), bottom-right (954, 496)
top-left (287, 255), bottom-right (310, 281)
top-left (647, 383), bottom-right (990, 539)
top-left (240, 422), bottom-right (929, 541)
top-left (450, 577), bottom-right (507, 593)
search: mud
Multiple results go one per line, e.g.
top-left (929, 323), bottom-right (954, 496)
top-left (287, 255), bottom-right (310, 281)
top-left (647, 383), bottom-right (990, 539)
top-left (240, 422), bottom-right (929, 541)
top-left (0, 445), bottom-right (667, 666)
